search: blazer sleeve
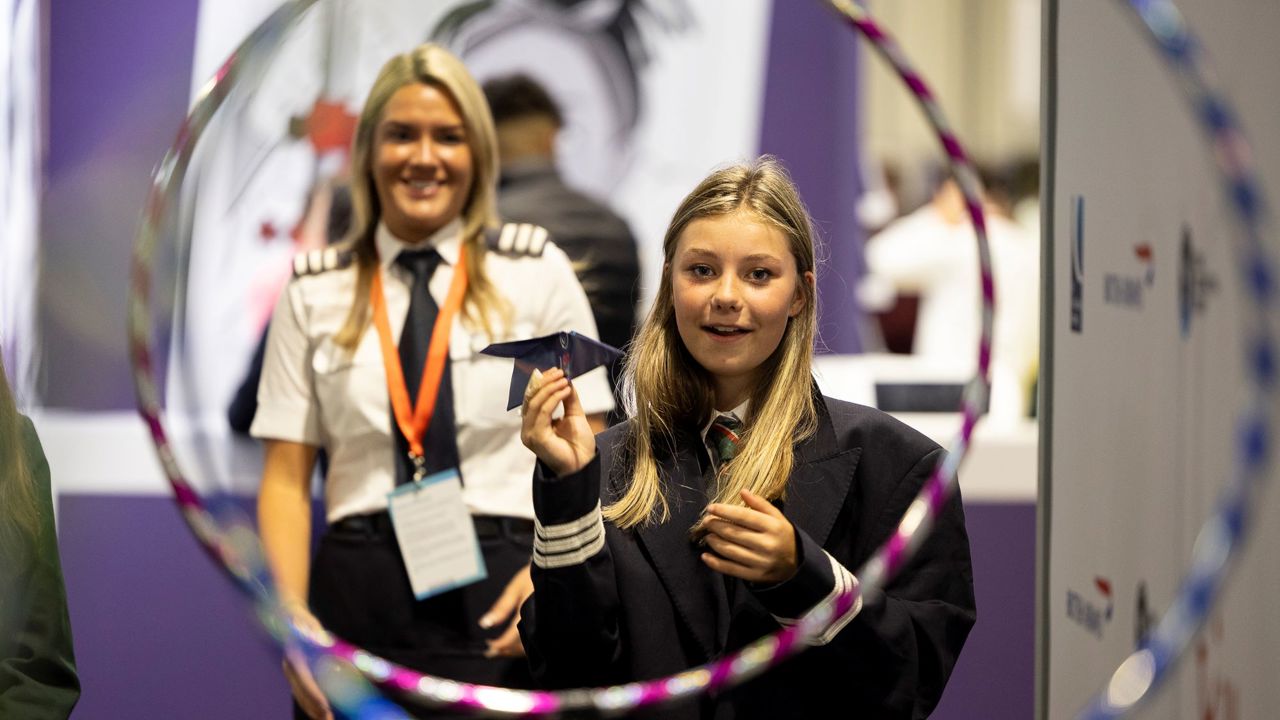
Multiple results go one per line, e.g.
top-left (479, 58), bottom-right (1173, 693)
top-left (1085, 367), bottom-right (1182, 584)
top-left (753, 445), bottom-right (976, 718)
top-left (841, 446), bottom-right (976, 718)
top-left (519, 454), bottom-right (624, 687)
top-left (0, 417), bottom-right (81, 719)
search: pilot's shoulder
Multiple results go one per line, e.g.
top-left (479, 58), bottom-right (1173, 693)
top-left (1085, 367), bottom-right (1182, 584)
top-left (292, 246), bottom-right (354, 277)
top-left (484, 222), bottom-right (550, 258)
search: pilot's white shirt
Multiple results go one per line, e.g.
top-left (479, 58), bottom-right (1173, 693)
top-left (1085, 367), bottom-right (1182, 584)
top-left (251, 219), bottom-right (614, 522)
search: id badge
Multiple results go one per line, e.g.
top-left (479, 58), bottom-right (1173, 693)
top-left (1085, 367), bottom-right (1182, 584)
top-left (387, 469), bottom-right (487, 600)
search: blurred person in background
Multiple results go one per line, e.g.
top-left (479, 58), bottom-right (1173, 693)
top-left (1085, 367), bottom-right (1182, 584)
top-left (861, 171), bottom-right (1039, 420)
top-left (0, 355), bottom-right (80, 718)
top-left (483, 74), bottom-right (640, 420)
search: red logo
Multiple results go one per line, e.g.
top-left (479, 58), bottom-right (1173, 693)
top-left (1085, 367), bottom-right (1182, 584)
top-left (1134, 243), bottom-right (1155, 285)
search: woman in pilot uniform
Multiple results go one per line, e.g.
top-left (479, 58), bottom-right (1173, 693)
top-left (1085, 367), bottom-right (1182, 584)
top-left (251, 43), bottom-right (612, 718)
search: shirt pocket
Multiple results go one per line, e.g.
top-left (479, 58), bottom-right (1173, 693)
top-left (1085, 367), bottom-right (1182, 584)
top-left (310, 335), bottom-right (388, 437)
top-left (449, 321), bottom-right (537, 430)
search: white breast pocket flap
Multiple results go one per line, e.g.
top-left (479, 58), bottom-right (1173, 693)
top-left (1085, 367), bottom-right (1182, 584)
top-left (310, 335), bottom-right (386, 433)
top-left (449, 322), bottom-right (537, 429)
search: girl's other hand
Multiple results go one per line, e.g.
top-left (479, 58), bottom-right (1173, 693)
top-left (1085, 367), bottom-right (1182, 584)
top-left (699, 489), bottom-right (799, 585)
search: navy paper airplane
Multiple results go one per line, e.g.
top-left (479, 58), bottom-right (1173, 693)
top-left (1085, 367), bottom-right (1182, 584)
top-left (480, 331), bottom-right (622, 410)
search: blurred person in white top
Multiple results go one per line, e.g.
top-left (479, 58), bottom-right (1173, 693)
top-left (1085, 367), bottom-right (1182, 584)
top-left (862, 177), bottom-right (1039, 421)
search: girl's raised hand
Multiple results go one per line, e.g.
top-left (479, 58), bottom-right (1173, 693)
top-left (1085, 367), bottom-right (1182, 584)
top-left (519, 367), bottom-right (596, 476)
top-left (699, 489), bottom-right (799, 585)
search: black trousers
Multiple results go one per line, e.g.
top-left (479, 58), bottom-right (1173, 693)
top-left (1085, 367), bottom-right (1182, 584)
top-left (294, 513), bottom-right (535, 718)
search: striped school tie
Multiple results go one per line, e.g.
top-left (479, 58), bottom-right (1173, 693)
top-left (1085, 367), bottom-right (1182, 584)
top-left (707, 415), bottom-right (743, 467)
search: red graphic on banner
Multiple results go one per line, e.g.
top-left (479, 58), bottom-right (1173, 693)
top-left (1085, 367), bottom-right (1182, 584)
top-left (305, 99), bottom-right (357, 154)
top-left (1196, 615), bottom-right (1240, 720)
top-left (1094, 576), bottom-right (1114, 620)
top-left (1134, 243), bottom-right (1155, 285)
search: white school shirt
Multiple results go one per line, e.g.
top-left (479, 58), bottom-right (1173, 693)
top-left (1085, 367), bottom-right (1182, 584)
top-left (251, 219), bottom-right (614, 522)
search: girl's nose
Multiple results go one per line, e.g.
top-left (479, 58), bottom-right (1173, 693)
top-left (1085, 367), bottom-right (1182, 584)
top-left (711, 276), bottom-right (742, 311)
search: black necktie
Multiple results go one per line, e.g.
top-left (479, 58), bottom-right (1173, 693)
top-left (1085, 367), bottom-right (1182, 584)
top-left (392, 248), bottom-right (460, 484)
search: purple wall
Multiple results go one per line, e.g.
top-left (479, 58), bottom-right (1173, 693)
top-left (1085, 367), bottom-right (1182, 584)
top-left (759, 2), bottom-right (867, 354)
top-left (59, 495), bottom-right (289, 718)
top-left (58, 494), bottom-right (1033, 718)
top-left (39, 0), bottom-right (199, 409)
top-left (935, 503), bottom-right (1037, 719)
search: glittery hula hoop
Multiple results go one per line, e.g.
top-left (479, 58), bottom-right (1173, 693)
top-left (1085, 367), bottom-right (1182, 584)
top-left (1075, 2), bottom-right (1274, 717)
top-left (127, 1), bottom-right (994, 716)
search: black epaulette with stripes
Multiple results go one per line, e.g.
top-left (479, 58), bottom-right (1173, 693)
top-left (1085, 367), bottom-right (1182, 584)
top-left (485, 222), bottom-right (550, 257)
top-left (292, 247), bottom-right (354, 277)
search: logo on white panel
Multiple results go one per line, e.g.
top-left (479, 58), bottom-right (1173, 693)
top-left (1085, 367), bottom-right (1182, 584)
top-left (1178, 224), bottom-right (1218, 339)
top-left (1066, 576), bottom-right (1113, 639)
top-left (1134, 581), bottom-right (1155, 648)
top-left (1103, 244), bottom-right (1152, 310)
top-left (1070, 195), bottom-right (1084, 332)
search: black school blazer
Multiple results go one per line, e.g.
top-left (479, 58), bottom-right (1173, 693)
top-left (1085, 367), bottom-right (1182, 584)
top-left (519, 395), bottom-right (976, 719)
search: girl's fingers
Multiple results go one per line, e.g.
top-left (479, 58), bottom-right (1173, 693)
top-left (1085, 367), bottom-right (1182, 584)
top-left (703, 533), bottom-right (765, 567)
top-left (703, 502), bottom-right (770, 533)
top-left (523, 368), bottom-right (545, 404)
top-left (740, 489), bottom-right (785, 518)
top-left (560, 379), bottom-right (584, 418)
top-left (527, 378), bottom-right (570, 425)
top-left (521, 378), bottom-right (569, 453)
top-left (521, 368), bottom-right (564, 415)
top-left (701, 551), bottom-right (760, 582)
top-left (542, 386), bottom-right (573, 424)
top-left (700, 517), bottom-right (770, 553)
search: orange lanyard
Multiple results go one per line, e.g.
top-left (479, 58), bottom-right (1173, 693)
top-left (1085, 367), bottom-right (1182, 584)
top-left (369, 245), bottom-right (468, 471)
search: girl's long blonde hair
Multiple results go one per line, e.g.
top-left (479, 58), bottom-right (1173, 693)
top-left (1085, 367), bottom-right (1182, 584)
top-left (606, 157), bottom-right (820, 529)
top-left (335, 43), bottom-right (508, 347)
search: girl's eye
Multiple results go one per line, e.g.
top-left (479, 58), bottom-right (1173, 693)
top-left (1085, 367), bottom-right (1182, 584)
top-left (690, 264), bottom-right (714, 278)
top-left (748, 268), bottom-right (773, 282)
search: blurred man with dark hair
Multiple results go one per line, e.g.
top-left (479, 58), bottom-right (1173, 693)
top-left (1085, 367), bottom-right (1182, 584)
top-left (483, 74), bottom-right (640, 357)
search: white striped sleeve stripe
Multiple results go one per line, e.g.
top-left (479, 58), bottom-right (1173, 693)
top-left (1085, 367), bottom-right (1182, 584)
top-left (536, 501), bottom-right (603, 539)
top-left (533, 524), bottom-right (605, 569)
top-left (772, 552), bottom-right (863, 646)
top-left (533, 503), bottom-right (606, 569)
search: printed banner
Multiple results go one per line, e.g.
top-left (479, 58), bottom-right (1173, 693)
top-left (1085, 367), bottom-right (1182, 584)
top-left (169, 0), bottom-right (772, 494)
top-left (1046, 0), bottom-right (1280, 717)
top-left (1, 0), bottom-right (41, 402)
